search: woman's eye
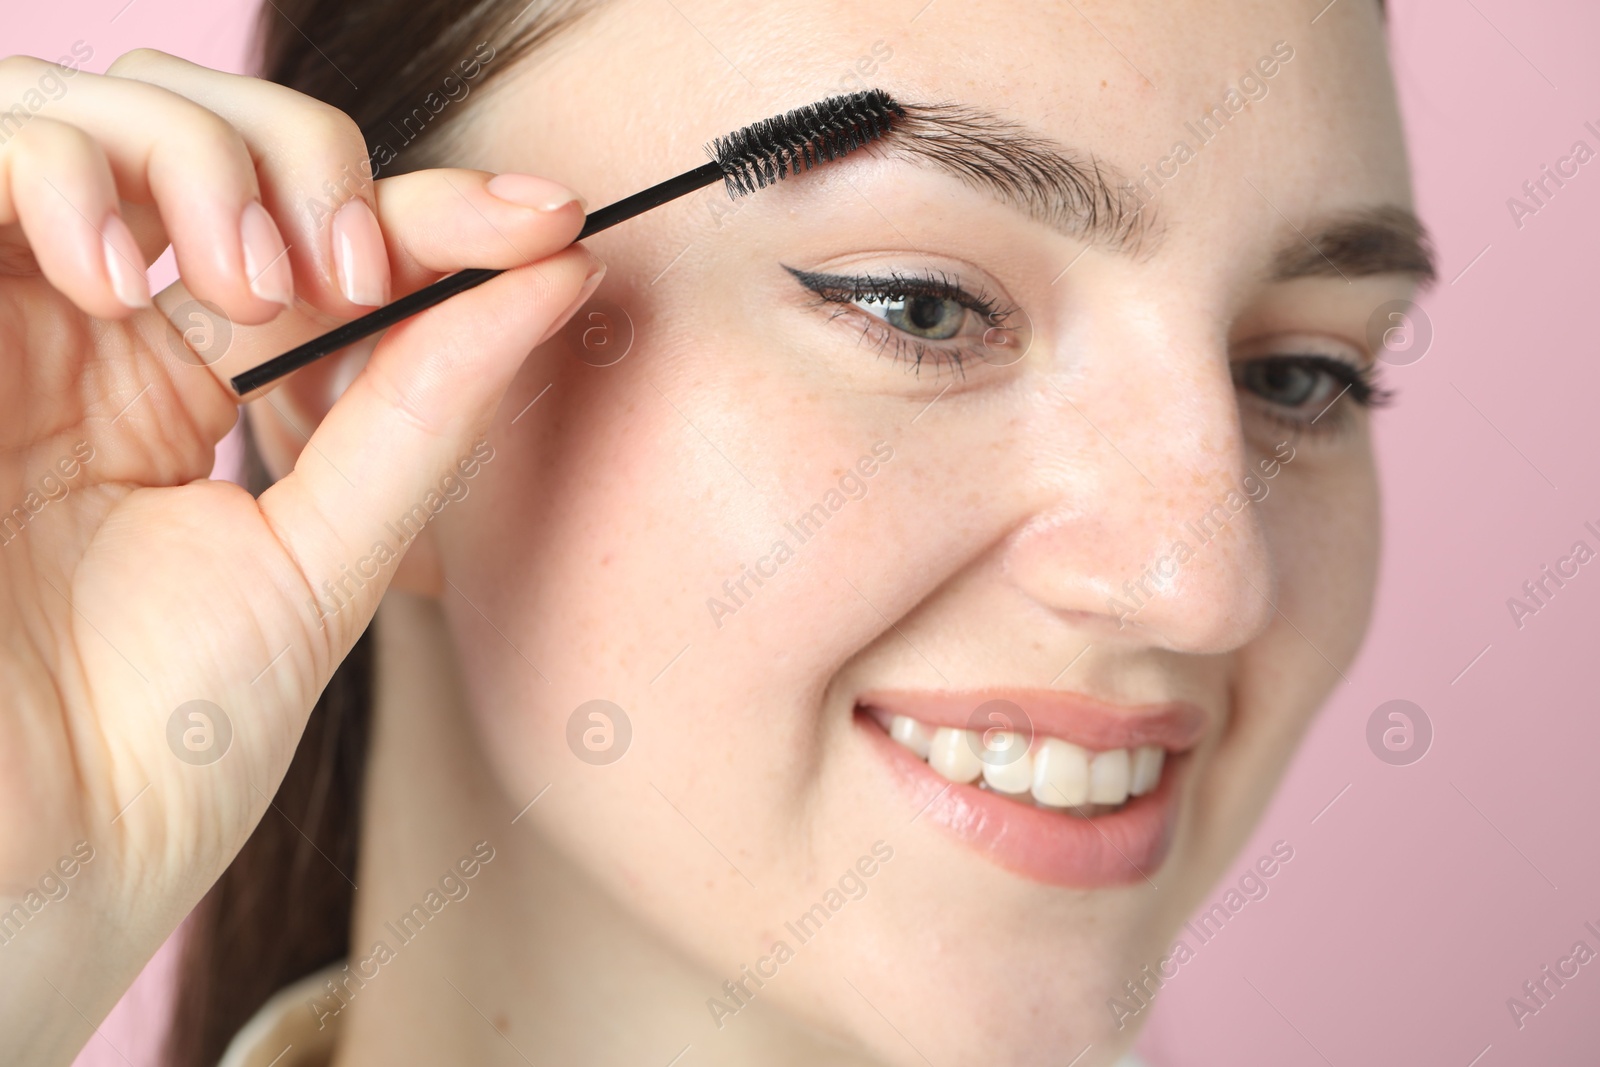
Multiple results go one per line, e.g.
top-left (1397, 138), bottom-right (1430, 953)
top-left (784, 266), bottom-right (1022, 375)
top-left (1236, 358), bottom-right (1328, 408)
top-left (1232, 354), bottom-right (1384, 419)
top-left (853, 293), bottom-right (968, 340)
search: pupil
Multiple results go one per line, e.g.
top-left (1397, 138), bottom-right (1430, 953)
top-left (1249, 361), bottom-right (1315, 406)
top-left (860, 291), bottom-right (968, 341)
top-left (908, 297), bottom-right (945, 330)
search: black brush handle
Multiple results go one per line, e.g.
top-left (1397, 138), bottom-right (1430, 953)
top-left (229, 160), bottom-right (726, 396)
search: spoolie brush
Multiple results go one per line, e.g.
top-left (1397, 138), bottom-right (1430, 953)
top-left (229, 88), bottom-right (905, 395)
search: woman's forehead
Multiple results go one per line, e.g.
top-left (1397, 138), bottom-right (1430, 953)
top-left (486, 0), bottom-right (1409, 217)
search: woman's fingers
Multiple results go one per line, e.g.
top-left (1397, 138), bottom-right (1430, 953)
top-left (255, 244), bottom-right (603, 645)
top-left (373, 170), bottom-right (586, 293)
top-left (0, 46), bottom-right (598, 452)
top-left (160, 165), bottom-right (588, 400)
top-left (104, 52), bottom-right (593, 321)
top-left (101, 48), bottom-right (387, 317)
top-left (0, 115), bottom-right (150, 316)
top-left (0, 54), bottom-right (287, 325)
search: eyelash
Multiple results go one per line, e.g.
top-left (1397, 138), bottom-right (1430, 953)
top-left (1233, 354), bottom-right (1393, 439)
top-left (786, 267), bottom-right (1017, 374)
top-left (786, 266), bottom-right (1393, 434)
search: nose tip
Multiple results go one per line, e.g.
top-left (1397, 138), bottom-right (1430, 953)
top-left (1100, 499), bottom-right (1277, 649)
top-left (1003, 456), bottom-right (1279, 655)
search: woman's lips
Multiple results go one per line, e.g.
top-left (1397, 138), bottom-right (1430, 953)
top-left (856, 688), bottom-right (1208, 751)
top-left (854, 690), bottom-right (1207, 888)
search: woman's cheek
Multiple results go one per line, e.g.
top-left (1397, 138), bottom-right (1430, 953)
top-left (1187, 454), bottom-right (1380, 867)
top-left (1271, 450), bottom-right (1382, 663)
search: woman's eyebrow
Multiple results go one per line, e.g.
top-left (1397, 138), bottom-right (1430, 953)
top-left (889, 102), bottom-right (1152, 252)
top-left (882, 102), bottom-right (1437, 285)
top-left (1269, 204), bottom-right (1438, 286)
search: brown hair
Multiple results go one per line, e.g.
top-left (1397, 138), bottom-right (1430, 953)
top-left (165, 3), bottom-right (594, 1063)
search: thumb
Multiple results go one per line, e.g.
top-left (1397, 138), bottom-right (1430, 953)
top-left (253, 243), bottom-right (601, 647)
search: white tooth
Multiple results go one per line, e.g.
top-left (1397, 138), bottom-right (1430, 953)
top-left (1088, 748), bottom-right (1131, 805)
top-left (1031, 737), bottom-right (1091, 808)
top-left (928, 727), bottom-right (983, 783)
top-left (1130, 746), bottom-right (1165, 796)
top-left (980, 731), bottom-right (1034, 794)
top-left (889, 715), bottom-right (933, 758)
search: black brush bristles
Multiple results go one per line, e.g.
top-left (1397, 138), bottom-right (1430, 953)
top-left (230, 89), bottom-right (905, 396)
top-left (711, 89), bottom-right (905, 198)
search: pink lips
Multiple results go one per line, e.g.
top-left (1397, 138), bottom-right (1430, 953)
top-left (858, 688), bottom-right (1208, 752)
top-left (855, 689), bottom-right (1209, 888)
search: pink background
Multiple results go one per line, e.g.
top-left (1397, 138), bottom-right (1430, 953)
top-left (12, 1), bottom-right (1596, 1063)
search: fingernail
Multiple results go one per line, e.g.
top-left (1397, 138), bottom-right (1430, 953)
top-left (536, 259), bottom-right (606, 346)
top-left (331, 198), bottom-right (390, 307)
top-left (486, 173), bottom-right (586, 213)
top-left (101, 212), bottom-right (150, 309)
top-left (240, 201), bottom-right (294, 308)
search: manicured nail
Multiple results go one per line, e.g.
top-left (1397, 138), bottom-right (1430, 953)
top-left (331, 198), bottom-right (389, 307)
top-left (536, 259), bottom-right (606, 346)
top-left (240, 201), bottom-right (294, 308)
top-left (486, 173), bottom-right (586, 213)
top-left (101, 212), bottom-right (151, 309)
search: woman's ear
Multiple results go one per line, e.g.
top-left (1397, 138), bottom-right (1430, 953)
top-left (244, 334), bottom-right (446, 599)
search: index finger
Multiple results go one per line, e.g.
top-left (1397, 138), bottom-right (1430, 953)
top-left (154, 165), bottom-right (588, 401)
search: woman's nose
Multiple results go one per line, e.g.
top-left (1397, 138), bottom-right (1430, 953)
top-left (1000, 309), bottom-right (1277, 655)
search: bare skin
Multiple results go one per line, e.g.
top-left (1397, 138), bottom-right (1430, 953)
top-left (0, 1), bottom-right (1427, 1064)
top-left (0, 47), bottom-right (598, 1067)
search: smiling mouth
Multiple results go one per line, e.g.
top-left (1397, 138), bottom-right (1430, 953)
top-left (862, 705), bottom-right (1166, 817)
top-left (853, 689), bottom-right (1208, 886)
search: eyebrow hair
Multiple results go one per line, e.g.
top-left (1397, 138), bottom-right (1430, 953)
top-left (877, 102), bottom-right (1437, 285)
top-left (1270, 204), bottom-right (1438, 286)
top-left (888, 102), bottom-right (1153, 252)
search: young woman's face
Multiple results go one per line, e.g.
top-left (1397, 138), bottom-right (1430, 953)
top-left (413, 0), bottom-right (1423, 1060)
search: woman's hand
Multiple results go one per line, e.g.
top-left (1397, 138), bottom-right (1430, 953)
top-left (0, 48), bottom-right (597, 1063)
